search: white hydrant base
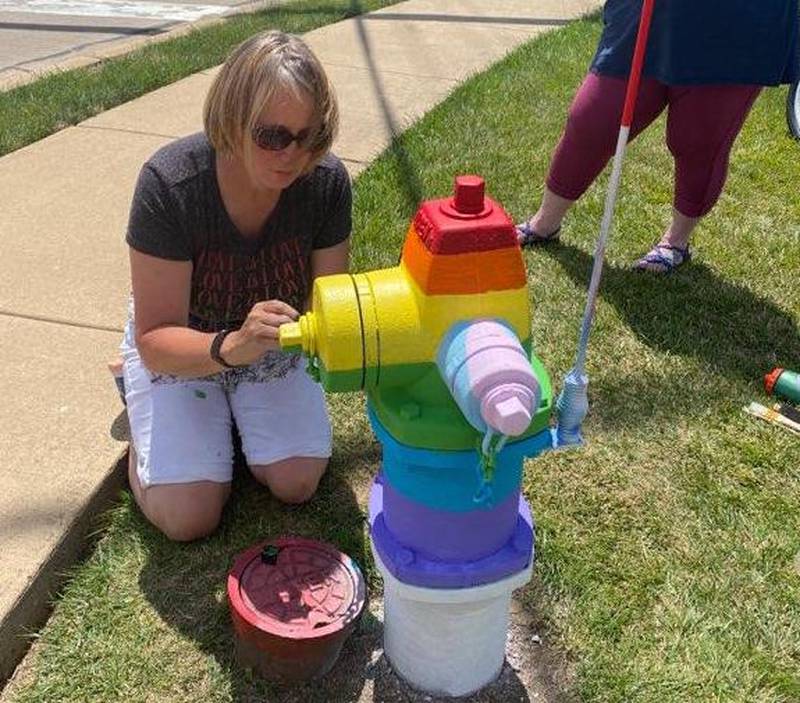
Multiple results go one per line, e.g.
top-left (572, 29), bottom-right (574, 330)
top-left (373, 545), bottom-right (533, 697)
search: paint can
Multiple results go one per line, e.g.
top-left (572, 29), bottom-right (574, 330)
top-left (765, 368), bottom-right (800, 404)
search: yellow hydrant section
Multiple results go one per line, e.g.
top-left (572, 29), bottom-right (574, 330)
top-left (281, 263), bottom-right (531, 375)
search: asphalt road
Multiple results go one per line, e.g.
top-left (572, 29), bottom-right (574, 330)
top-left (0, 0), bottom-right (253, 87)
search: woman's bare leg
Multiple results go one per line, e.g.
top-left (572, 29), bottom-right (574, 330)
top-left (250, 457), bottom-right (328, 505)
top-left (128, 447), bottom-right (231, 541)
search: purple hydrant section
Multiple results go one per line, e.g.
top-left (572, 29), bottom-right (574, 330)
top-left (382, 479), bottom-right (520, 562)
top-left (369, 477), bottom-right (535, 589)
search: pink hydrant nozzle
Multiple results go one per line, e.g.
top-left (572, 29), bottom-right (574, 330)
top-left (437, 320), bottom-right (541, 438)
top-left (493, 396), bottom-right (532, 436)
top-left (480, 384), bottom-right (535, 437)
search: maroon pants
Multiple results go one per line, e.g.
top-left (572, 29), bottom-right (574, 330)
top-left (547, 72), bottom-right (762, 218)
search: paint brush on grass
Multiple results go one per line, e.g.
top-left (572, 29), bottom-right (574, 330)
top-left (774, 402), bottom-right (800, 426)
top-left (744, 401), bottom-right (800, 436)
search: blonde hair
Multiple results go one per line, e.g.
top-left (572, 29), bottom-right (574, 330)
top-left (204, 31), bottom-right (338, 168)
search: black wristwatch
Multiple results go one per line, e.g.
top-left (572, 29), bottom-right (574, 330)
top-left (210, 329), bottom-right (237, 368)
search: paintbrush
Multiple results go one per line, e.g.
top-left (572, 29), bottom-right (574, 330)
top-left (774, 402), bottom-right (800, 426)
top-left (744, 401), bottom-right (800, 436)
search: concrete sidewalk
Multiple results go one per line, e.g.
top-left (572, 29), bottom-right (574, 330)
top-left (0, 0), bottom-right (599, 688)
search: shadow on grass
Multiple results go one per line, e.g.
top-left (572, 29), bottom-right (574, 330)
top-left (137, 447), bottom-right (379, 702)
top-left (537, 242), bottom-right (800, 421)
top-left (135, 442), bottom-right (534, 701)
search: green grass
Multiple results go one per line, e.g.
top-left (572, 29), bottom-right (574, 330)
top-left (5, 14), bottom-right (800, 703)
top-left (0, 0), bottom-right (403, 157)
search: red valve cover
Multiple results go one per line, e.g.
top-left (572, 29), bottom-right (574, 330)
top-left (227, 536), bottom-right (367, 682)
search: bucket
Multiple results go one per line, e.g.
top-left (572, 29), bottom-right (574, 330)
top-left (227, 537), bottom-right (367, 682)
top-left (373, 545), bottom-right (532, 697)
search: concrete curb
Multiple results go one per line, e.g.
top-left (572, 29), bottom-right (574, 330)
top-left (0, 450), bottom-right (129, 687)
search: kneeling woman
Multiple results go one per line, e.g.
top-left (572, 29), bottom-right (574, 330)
top-left (121, 31), bottom-right (351, 541)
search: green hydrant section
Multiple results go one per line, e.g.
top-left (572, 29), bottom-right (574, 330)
top-left (312, 340), bottom-right (552, 451)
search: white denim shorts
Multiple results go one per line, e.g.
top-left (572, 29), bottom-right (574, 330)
top-left (121, 321), bottom-right (332, 488)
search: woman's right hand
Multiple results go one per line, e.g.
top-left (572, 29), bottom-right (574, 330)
top-left (221, 300), bottom-right (299, 367)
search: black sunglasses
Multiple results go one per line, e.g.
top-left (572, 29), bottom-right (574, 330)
top-left (251, 123), bottom-right (314, 151)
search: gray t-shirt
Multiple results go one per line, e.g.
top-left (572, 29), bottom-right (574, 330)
top-left (126, 133), bottom-right (352, 333)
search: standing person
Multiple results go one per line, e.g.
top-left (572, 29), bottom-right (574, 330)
top-left (517, 0), bottom-right (800, 273)
top-left (120, 30), bottom-right (351, 541)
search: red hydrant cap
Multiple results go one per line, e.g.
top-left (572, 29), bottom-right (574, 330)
top-left (416, 174), bottom-right (513, 253)
top-left (764, 367), bottom-right (784, 395)
top-left (453, 175), bottom-right (485, 214)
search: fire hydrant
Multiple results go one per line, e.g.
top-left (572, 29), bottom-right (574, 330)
top-left (280, 175), bottom-right (556, 696)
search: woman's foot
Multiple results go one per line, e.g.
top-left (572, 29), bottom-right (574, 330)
top-left (634, 209), bottom-right (699, 273)
top-left (516, 188), bottom-right (574, 248)
top-left (516, 221), bottom-right (561, 248)
top-left (633, 243), bottom-right (691, 274)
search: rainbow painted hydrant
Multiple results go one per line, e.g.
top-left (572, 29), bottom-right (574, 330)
top-left (280, 176), bottom-right (556, 696)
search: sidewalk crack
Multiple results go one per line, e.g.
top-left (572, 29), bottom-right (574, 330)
top-left (0, 310), bottom-right (123, 334)
top-left (77, 124), bottom-right (179, 140)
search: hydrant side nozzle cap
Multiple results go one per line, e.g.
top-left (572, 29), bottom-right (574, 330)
top-left (491, 395), bottom-right (531, 436)
top-left (453, 175), bottom-right (485, 214)
top-left (279, 321), bottom-right (304, 352)
top-left (481, 385), bottom-right (535, 436)
top-left (764, 367), bottom-right (784, 395)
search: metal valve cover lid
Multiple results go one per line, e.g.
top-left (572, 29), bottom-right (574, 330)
top-left (228, 536), bottom-right (366, 639)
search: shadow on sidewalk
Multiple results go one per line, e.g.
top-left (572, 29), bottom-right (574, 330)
top-left (109, 410), bottom-right (129, 442)
top-left (344, 4), bottom-right (578, 228)
top-left (350, 2), bottom-right (424, 215)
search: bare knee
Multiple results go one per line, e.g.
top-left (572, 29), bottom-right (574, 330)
top-left (252, 457), bottom-right (328, 505)
top-left (157, 506), bottom-right (223, 542)
top-left (272, 477), bottom-right (320, 505)
top-left (128, 455), bottom-right (230, 541)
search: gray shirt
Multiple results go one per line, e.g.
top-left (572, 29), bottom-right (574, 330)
top-left (127, 133), bottom-right (352, 333)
